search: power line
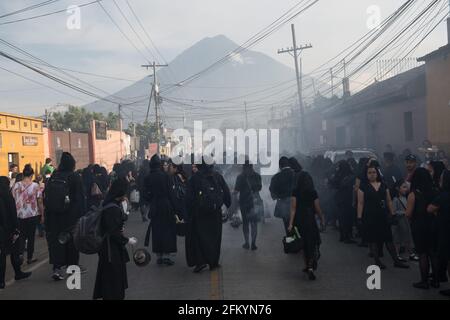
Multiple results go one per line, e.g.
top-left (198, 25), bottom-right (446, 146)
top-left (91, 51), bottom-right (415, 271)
top-left (0, 0), bottom-right (62, 19)
top-left (0, 0), bottom-right (103, 26)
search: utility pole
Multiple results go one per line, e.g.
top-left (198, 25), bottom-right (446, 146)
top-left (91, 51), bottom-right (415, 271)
top-left (118, 104), bottom-right (123, 161)
top-left (142, 62), bottom-right (168, 155)
top-left (277, 24), bottom-right (312, 153)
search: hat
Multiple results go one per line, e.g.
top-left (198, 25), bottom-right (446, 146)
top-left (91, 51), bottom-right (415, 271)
top-left (405, 154), bottom-right (417, 162)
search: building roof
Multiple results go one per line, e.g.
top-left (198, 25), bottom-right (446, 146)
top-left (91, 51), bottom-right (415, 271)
top-left (323, 65), bottom-right (426, 117)
top-left (418, 44), bottom-right (450, 62)
top-left (0, 112), bottom-right (44, 122)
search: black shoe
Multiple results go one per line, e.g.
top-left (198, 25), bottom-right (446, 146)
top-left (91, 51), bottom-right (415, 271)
top-left (397, 256), bottom-right (407, 262)
top-left (15, 271), bottom-right (32, 281)
top-left (413, 281), bottom-right (429, 289)
top-left (394, 261), bottom-right (409, 269)
top-left (307, 269), bottom-right (316, 281)
top-left (251, 244), bottom-right (257, 251)
top-left (439, 289), bottom-right (450, 297)
top-left (430, 280), bottom-right (440, 289)
top-left (193, 264), bottom-right (207, 273)
top-left (242, 243), bottom-right (249, 250)
top-left (27, 258), bottom-right (38, 265)
top-left (163, 258), bottom-right (175, 266)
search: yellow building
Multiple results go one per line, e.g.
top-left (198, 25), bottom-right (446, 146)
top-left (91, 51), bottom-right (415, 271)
top-left (0, 112), bottom-right (45, 176)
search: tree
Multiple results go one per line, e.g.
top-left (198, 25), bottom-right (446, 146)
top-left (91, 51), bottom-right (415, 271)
top-left (125, 121), bottom-right (159, 146)
top-left (49, 106), bottom-right (120, 132)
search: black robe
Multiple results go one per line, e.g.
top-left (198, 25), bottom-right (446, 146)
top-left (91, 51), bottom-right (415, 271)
top-left (93, 201), bottom-right (129, 300)
top-left (185, 169), bottom-right (231, 267)
top-left (144, 168), bottom-right (177, 254)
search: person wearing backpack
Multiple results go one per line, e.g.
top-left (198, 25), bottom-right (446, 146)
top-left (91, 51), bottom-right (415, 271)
top-left (93, 178), bottom-right (137, 300)
top-left (185, 157), bottom-right (231, 273)
top-left (143, 155), bottom-right (177, 266)
top-left (11, 164), bottom-right (43, 265)
top-left (269, 157), bottom-right (295, 234)
top-left (234, 160), bottom-right (262, 251)
top-left (44, 152), bottom-right (86, 281)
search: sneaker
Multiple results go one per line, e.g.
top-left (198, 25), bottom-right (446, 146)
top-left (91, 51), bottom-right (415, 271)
top-left (15, 271), bottom-right (32, 281)
top-left (409, 254), bottom-right (419, 262)
top-left (251, 244), bottom-right (258, 251)
top-left (193, 264), bottom-right (207, 273)
top-left (307, 269), bottom-right (316, 281)
top-left (242, 243), bottom-right (249, 250)
top-left (52, 270), bottom-right (65, 281)
top-left (27, 258), bottom-right (38, 265)
top-left (397, 256), bottom-right (407, 262)
top-left (413, 281), bottom-right (429, 289)
top-left (163, 258), bottom-right (175, 266)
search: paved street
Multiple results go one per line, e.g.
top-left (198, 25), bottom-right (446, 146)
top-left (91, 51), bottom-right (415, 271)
top-left (0, 210), bottom-right (448, 300)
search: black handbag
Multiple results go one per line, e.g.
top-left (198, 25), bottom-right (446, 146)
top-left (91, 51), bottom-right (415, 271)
top-left (282, 227), bottom-right (303, 254)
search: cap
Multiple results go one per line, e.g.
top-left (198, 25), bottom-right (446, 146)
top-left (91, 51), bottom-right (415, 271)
top-left (405, 154), bottom-right (417, 162)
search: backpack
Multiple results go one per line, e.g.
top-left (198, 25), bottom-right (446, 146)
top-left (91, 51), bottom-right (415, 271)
top-left (197, 174), bottom-right (224, 214)
top-left (44, 172), bottom-right (71, 214)
top-left (73, 203), bottom-right (118, 255)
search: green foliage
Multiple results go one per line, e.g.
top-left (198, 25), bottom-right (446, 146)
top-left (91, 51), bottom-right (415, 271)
top-left (49, 106), bottom-right (120, 132)
top-left (125, 121), bottom-right (159, 145)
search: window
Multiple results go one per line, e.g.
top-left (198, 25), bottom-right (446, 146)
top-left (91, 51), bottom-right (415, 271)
top-left (34, 124), bottom-right (38, 129)
top-left (11, 120), bottom-right (15, 125)
top-left (404, 112), bottom-right (414, 142)
top-left (336, 126), bottom-right (346, 148)
top-left (24, 122), bottom-right (28, 127)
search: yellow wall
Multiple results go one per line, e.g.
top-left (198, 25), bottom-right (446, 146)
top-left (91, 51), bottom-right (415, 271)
top-left (0, 113), bottom-right (45, 176)
top-left (425, 53), bottom-right (450, 151)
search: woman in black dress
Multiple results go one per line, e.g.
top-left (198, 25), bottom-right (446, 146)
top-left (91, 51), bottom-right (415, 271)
top-left (406, 167), bottom-right (439, 289)
top-left (93, 178), bottom-right (137, 300)
top-left (288, 171), bottom-right (325, 280)
top-left (357, 164), bottom-right (409, 270)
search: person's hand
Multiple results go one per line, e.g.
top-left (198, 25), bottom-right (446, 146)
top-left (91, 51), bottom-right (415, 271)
top-left (128, 237), bottom-right (138, 246)
top-left (287, 224), bottom-right (293, 233)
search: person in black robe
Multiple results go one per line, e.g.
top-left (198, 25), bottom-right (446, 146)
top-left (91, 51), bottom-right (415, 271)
top-left (137, 160), bottom-right (150, 222)
top-left (168, 161), bottom-right (188, 221)
top-left (329, 160), bottom-right (356, 243)
top-left (269, 157), bottom-right (296, 233)
top-left (144, 155), bottom-right (177, 266)
top-left (93, 178), bottom-right (135, 300)
top-left (288, 171), bottom-right (325, 281)
top-left (234, 161), bottom-right (262, 250)
top-left (0, 177), bottom-right (32, 289)
top-left (44, 152), bottom-right (86, 281)
top-left (185, 159), bottom-right (231, 273)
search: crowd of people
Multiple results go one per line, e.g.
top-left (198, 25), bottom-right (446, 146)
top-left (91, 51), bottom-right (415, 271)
top-left (0, 147), bottom-right (449, 300)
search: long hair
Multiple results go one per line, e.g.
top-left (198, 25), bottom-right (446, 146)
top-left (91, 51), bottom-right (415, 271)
top-left (411, 167), bottom-right (435, 203)
top-left (364, 163), bottom-right (382, 183)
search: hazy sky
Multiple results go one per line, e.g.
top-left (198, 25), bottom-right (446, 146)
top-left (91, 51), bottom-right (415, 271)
top-left (0, 0), bottom-right (448, 116)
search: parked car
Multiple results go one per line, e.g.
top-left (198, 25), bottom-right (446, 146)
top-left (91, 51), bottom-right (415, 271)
top-left (324, 149), bottom-right (377, 163)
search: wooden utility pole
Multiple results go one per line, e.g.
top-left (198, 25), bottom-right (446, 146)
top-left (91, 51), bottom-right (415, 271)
top-left (142, 62), bottom-right (168, 155)
top-left (278, 24), bottom-right (312, 152)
